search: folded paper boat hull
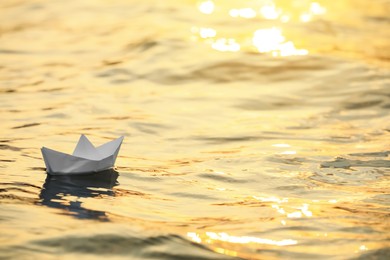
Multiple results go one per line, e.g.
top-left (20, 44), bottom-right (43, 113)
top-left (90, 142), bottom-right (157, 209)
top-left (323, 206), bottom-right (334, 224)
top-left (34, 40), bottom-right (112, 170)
top-left (41, 135), bottom-right (123, 175)
top-left (41, 147), bottom-right (115, 175)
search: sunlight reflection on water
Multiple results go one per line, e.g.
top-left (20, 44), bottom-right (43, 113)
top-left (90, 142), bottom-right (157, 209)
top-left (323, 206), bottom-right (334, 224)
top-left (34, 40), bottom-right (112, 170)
top-left (193, 0), bottom-right (327, 55)
top-left (187, 231), bottom-right (298, 246)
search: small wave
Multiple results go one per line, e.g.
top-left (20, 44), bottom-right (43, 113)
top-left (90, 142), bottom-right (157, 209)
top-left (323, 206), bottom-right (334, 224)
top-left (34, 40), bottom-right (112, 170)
top-left (321, 157), bottom-right (390, 169)
top-left (198, 173), bottom-right (248, 184)
top-left (350, 248), bottom-right (390, 260)
top-left (2, 234), bottom-right (240, 260)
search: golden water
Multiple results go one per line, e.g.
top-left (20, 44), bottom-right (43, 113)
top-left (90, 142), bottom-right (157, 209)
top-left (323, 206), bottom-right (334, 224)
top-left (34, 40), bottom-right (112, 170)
top-left (1, 0), bottom-right (389, 259)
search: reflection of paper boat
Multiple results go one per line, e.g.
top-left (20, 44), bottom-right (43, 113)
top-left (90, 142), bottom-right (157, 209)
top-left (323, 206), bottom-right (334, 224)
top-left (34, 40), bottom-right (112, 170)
top-left (40, 169), bottom-right (119, 220)
top-left (41, 135), bottom-right (124, 175)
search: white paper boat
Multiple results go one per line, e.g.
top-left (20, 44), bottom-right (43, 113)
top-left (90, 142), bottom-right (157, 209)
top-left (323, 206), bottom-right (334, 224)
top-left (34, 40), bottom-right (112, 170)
top-left (41, 135), bottom-right (124, 175)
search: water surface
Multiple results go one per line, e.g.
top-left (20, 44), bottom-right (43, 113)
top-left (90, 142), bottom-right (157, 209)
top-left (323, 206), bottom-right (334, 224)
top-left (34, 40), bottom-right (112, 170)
top-left (0, 0), bottom-right (389, 259)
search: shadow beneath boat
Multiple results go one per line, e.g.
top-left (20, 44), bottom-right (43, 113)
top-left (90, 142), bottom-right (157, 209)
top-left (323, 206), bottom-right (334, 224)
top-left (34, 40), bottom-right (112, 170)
top-left (39, 169), bottom-right (119, 221)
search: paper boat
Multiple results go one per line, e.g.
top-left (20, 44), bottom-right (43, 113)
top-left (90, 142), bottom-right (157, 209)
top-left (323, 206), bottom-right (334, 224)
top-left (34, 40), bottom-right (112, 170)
top-left (41, 135), bottom-right (124, 175)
